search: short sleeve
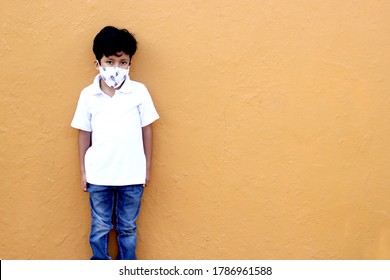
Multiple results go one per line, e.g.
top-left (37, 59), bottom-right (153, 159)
top-left (138, 86), bottom-right (159, 127)
top-left (71, 90), bottom-right (92, 132)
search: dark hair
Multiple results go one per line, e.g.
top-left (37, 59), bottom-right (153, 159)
top-left (93, 26), bottom-right (138, 62)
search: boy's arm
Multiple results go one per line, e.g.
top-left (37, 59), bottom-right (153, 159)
top-left (78, 130), bottom-right (91, 192)
top-left (142, 124), bottom-right (153, 186)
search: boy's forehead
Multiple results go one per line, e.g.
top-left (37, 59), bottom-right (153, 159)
top-left (103, 52), bottom-right (130, 60)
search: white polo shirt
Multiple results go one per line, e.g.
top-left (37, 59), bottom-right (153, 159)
top-left (71, 75), bottom-right (159, 186)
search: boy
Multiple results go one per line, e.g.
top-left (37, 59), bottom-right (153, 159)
top-left (71, 26), bottom-right (159, 260)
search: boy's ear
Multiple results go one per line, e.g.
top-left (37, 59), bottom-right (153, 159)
top-left (94, 60), bottom-right (100, 70)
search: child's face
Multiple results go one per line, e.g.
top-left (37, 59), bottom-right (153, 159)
top-left (95, 52), bottom-right (131, 69)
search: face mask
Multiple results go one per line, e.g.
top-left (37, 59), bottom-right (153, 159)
top-left (98, 64), bottom-right (129, 89)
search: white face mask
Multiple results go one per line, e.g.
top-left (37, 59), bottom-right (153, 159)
top-left (98, 64), bottom-right (129, 89)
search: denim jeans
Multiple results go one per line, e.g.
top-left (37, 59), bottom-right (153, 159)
top-left (87, 183), bottom-right (144, 260)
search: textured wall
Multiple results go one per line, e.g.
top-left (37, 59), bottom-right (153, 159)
top-left (1, 0), bottom-right (390, 259)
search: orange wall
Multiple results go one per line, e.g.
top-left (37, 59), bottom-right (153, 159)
top-left (1, 0), bottom-right (390, 259)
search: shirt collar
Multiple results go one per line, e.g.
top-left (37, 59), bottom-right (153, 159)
top-left (91, 74), bottom-right (133, 95)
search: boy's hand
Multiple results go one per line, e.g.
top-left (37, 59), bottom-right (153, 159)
top-left (142, 124), bottom-right (153, 188)
top-left (81, 172), bottom-right (88, 192)
top-left (78, 130), bottom-right (91, 192)
top-left (144, 168), bottom-right (151, 187)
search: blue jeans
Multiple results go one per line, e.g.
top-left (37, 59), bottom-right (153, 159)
top-left (87, 184), bottom-right (144, 260)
